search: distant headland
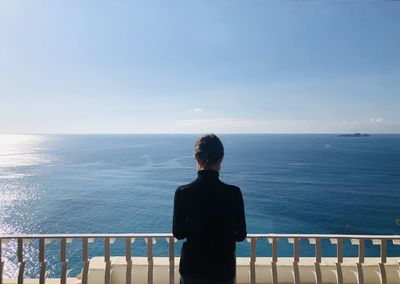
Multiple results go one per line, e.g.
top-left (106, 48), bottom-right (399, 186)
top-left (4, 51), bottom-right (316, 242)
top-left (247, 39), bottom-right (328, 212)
top-left (338, 133), bottom-right (370, 137)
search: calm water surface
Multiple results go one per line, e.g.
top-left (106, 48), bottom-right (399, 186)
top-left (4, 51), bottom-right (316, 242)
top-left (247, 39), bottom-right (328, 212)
top-left (1, 134), bottom-right (399, 277)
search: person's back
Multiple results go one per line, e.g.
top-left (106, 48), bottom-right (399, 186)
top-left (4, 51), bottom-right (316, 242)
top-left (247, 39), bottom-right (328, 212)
top-left (173, 134), bottom-right (247, 284)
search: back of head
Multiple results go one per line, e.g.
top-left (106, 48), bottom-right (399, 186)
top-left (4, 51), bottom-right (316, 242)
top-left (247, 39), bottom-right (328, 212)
top-left (195, 134), bottom-right (224, 166)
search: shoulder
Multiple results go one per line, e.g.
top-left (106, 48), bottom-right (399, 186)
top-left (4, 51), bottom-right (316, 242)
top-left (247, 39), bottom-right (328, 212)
top-left (175, 180), bottom-right (198, 194)
top-left (219, 181), bottom-right (242, 195)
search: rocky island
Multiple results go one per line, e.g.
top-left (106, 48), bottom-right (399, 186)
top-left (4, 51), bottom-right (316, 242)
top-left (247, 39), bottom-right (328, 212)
top-left (338, 133), bottom-right (370, 137)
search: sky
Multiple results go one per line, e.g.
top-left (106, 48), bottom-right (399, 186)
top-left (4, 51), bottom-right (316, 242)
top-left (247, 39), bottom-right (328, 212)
top-left (0, 1), bottom-right (399, 134)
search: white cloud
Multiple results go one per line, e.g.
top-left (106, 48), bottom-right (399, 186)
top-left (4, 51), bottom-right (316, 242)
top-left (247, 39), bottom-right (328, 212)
top-left (192, 107), bottom-right (204, 113)
top-left (369, 117), bottom-right (385, 124)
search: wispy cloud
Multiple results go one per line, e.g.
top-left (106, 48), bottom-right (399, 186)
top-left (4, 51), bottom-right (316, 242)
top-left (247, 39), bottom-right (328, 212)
top-left (190, 107), bottom-right (204, 113)
top-left (173, 117), bottom-right (400, 133)
top-left (369, 117), bottom-right (385, 124)
top-left (173, 117), bottom-right (315, 133)
top-left (342, 117), bottom-right (400, 133)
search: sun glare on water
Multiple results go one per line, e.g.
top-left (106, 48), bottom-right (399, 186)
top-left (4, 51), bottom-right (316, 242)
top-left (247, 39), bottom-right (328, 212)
top-left (0, 134), bottom-right (51, 224)
top-left (0, 134), bottom-right (49, 216)
top-left (0, 135), bottom-right (52, 277)
top-left (0, 135), bottom-right (50, 169)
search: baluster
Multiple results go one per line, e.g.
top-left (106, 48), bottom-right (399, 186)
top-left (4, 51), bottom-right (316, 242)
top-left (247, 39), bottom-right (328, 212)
top-left (39, 238), bottom-right (46, 284)
top-left (147, 237), bottom-right (154, 284)
top-left (380, 239), bottom-right (387, 264)
top-left (315, 238), bottom-right (321, 264)
top-left (358, 239), bottom-right (365, 264)
top-left (312, 238), bottom-right (322, 284)
top-left (335, 262), bottom-right (344, 284)
top-left (372, 239), bottom-right (387, 284)
top-left (337, 238), bottom-right (343, 264)
top-left (378, 263), bottom-right (387, 284)
top-left (60, 238), bottom-right (68, 284)
top-left (18, 238), bottom-right (25, 284)
top-left (330, 238), bottom-right (343, 284)
top-left (268, 238), bottom-right (278, 284)
top-left (350, 239), bottom-right (364, 284)
top-left (337, 238), bottom-right (344, 284)
top-left (249, 237), bottom-right (256, 284)
top-left (104, 238), bottom-right (111, 284)
top-left (356, 263), bottom-right (364, 284)
top-left (168, 237), bottom-right (175, 284)
top-left (288, 238), bottom-right (300, 284)
top-left (126, 238), bottom-right (132, 284)
top-left (358, 239), bottom-right (364, 284)
top-left (82, 238), bottom-right (89, 284)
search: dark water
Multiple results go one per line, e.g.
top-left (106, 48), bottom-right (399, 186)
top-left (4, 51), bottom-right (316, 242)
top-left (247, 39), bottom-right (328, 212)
top-left (1, 134), bottom-right (399, 277)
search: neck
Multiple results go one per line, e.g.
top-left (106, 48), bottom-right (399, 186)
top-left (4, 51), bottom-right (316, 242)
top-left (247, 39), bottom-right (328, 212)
top-left (197, 164), bottom-right (220, 172)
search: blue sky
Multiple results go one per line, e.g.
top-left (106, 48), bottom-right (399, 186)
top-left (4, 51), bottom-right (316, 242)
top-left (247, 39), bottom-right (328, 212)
top-left (1, 1), bottom-right (399, 133)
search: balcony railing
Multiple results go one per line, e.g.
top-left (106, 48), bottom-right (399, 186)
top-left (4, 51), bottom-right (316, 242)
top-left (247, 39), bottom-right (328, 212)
top-left (1, 233), bottom-right (400, 284)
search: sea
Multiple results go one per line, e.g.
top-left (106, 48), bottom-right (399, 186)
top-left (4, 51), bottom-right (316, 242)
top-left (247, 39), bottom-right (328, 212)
top-left (0, 134), bottom-right (399, 278)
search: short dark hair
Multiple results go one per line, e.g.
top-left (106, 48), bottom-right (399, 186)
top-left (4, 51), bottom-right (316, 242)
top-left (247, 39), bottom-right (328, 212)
top-left (195, 134), bottom-right (224, 165)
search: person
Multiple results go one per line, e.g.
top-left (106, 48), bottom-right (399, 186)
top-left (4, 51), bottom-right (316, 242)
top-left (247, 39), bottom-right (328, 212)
top-left (173, 134), bottom-right (247, 284)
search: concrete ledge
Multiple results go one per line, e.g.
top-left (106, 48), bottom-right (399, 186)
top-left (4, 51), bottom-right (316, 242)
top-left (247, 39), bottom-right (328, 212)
top-left (87, 256), bottom-right (400, 284)
top-left (3, 257), bottom-right (400, 283)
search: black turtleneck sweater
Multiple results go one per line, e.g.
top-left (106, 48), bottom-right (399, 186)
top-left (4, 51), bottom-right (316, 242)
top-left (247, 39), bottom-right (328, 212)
top-left (172, 170), bottom-right (247, 281)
